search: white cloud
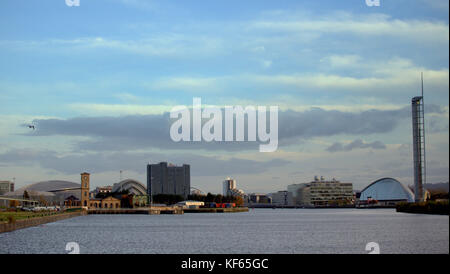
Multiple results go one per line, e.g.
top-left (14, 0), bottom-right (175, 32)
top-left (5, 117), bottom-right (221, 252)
top-left (248, 13), bottom-right (449, 44)
top-left (147, 76), bottom-right (226, 92)
top-left (0, 35), bottom-right (225, 58)
top-left (68, 103), bottom-right (173, 116)
top-left (250, 67), bottom-right (449, 92)
top-left (261, 60), bottom-right (273, 69)
top-left (320, 54), bottom-right (361, 68)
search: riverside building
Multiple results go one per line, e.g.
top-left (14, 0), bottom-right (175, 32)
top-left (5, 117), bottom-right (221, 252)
top-left (0, 181), bottom-right (14, 195)
top-left (147, 162), bottom-right (191, 199)
top-left (271, 191), bottom-right (294, 206)
top-left (288, 176), bottom-right (353, 207)
top-left (222, 177), bottom-right (245, 197)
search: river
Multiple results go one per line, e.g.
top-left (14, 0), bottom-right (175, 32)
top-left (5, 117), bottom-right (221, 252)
top-left (0, 208), bottom-right (448, 254)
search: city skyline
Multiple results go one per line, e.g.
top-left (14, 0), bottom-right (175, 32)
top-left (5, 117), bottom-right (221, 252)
top-left (0, 0), bottom-right (448, 194)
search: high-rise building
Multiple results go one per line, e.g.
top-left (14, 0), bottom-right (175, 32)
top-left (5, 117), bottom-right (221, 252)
top-left (0, 181), bottom-right (14, 195)
top-left (222, 177), bottom-right (245, 197)
top-left (223, 177), bottom-right (236, 196)
top-left (147, 162), bottom-right (190, 199)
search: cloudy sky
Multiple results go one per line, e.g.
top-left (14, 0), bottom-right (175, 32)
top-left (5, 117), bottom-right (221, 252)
top-left (0, 0), bottom-right (448, 194)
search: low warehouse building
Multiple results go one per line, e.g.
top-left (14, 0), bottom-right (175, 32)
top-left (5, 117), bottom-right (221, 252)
top-left (176, 200), bottom-right (205, 209)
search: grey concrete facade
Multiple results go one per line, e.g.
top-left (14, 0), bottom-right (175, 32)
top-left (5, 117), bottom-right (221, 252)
top-left (147, 162), bottom-right (190, 199)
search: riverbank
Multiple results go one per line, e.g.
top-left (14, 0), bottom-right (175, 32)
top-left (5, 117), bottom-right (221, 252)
top-left (87, 207), bottom-right (249, 214)
top-left (396, 200), bottom-right (449, 215)
top-left (88, 207), bottom-right (184, 215)
top-left (184, 207), bottom-right (249, 213)
top-left (0, 211), bottom-right (87, 233)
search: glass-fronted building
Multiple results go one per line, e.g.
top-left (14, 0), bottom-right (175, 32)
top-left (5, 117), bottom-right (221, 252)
top-left (358, 177), bottom-right (414, 207)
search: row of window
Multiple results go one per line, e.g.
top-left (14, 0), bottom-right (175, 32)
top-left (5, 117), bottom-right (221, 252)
top-left (89, 202), bottom-right (120, 209)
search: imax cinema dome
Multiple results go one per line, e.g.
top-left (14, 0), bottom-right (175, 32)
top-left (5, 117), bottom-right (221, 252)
top-left (4, 180), bottom-right (81, 202)
top-left (359, 178), bottom-right (414, 202)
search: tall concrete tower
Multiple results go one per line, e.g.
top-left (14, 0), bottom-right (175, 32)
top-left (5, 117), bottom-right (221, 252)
top-left (411, 74), bottom-right (426, 202)
top-left (81, 172), bottom-right (90, 208)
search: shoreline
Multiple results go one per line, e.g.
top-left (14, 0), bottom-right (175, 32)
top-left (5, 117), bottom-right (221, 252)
top-left (396, 201), bottom-right (449, 215)
top-left (0, 211), bottom-right (87, 233)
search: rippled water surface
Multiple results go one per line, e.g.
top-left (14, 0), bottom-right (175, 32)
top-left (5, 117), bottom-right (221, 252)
top-left (0, 208), bottom-right (448, 254)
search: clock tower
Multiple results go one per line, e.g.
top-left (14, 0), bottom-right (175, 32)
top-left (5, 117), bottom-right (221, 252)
top-left (80, 172), bottom-right (90, 208)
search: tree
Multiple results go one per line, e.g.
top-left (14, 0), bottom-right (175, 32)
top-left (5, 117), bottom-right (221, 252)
top-left (234, 196), bottom-right (244, 206)
top-left (9, 200), bottom-right (19, 208)
top-left (23, 190), bottom-right (30, 199)
top-left (152, 194), bottom-right (184, 205)
top-left (188, 194), bottom-right (206, 202)
top-left (205, 193), bottom-right (215, 203)
top-left (214, 194), bottom-right (223, 203)
top-left (39, 195), bottom-right (48, 206)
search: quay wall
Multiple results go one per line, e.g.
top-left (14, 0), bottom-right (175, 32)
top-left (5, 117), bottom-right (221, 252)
top-left (0, 211), bottom-right (86, 233)
top-left (184, 207), bottom-right (249, 213)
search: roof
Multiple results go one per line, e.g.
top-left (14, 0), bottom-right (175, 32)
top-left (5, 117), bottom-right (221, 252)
top-left (360, 178), bottom-right (414, 202)
top-left (3, 180), bottom-right (81, 199)
top-left (12, 180), bottom-right (80, 193)
top-left (112, 179), bottom-right (147, 195)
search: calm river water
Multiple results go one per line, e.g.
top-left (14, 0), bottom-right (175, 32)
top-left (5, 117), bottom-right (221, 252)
top-left (0, 208), bottom-right (448, 254)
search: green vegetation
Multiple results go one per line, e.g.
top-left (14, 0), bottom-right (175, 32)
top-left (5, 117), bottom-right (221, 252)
top-left (64, 207), bottom-right (82, 213)
top-left (0, 211), bottom-right (61, 223)
top-left (396, 200), bottom-right (449, 215)
top-left (152, 194), bottom-right (184, 205)
top-left (7, 215), bottom-right (15, 224)
top-left (429, 191), bottom-right (449, 200)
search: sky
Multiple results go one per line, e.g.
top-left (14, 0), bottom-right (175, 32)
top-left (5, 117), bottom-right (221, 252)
top-left (0, 0), bottom-right (448, 194)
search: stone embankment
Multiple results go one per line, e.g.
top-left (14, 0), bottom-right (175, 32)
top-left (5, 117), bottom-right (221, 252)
top-left (0, 211), bottom-right (86, 233)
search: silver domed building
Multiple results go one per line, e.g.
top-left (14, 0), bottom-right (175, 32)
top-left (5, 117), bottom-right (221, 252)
top-left (4, 180), bottom-right (81, 204)
top-left (358, 178), bottom-right (414, 207)
top-left (112, 179), bottom-right (147, 195)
